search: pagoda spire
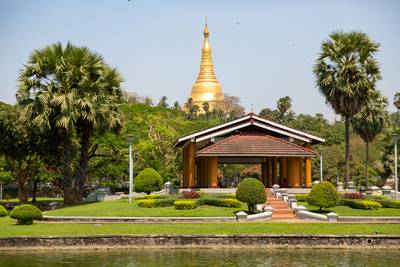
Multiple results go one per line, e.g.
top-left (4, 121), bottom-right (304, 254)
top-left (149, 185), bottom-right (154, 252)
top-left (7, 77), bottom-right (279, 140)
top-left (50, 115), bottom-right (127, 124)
top-left (195, 22), bottom-right (218, 83)
top-left (190, 22), bottom-right (224, 110)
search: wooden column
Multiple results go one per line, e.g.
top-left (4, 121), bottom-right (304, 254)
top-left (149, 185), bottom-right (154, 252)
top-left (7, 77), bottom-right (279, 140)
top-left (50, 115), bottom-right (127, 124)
top-left (267, 158), bottom-right (272, 188)
top-left (305, 158), bottom-right (312, 188)
top-left (261, 158), bottom-right (267, 187)
top-left (272, 157), bottom-right (278, 185)
top-left (182, 143), bottom-right (196, 188)
top-left (287, 157), bottom-right (301, 188)
top-left (280, 157), bottom-right (287, 187)
top-left (208, 156), bottom-right (218, 188)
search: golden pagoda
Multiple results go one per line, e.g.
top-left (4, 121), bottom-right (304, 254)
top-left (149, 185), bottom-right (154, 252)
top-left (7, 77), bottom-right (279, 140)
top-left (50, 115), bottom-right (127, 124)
top-left (190, 23), bottom-right (224, 110)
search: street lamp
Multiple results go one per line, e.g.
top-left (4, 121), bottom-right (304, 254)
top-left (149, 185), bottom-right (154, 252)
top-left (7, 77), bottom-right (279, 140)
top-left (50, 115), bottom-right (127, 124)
top-left (319, 147), bottom-right (324, 182)
top-left (127, 134), bottom-right (134, 204)
top-left (392, 133), bottom-right (399, 200)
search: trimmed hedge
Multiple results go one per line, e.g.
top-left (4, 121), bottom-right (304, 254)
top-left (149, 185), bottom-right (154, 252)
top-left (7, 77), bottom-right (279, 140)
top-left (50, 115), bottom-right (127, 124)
top-left (339, 199), bottom-right (382, 210)
top-left (374, 200), bottom-right (400, 209)
top-left (135, 194), bottom-right (172, 200)
top-left (308, 181), bottom-right (338, 211)
top-left (199, 198), bottom-right (241, 208)
top-left (236, 178), bottom-right (266, 214)
top-left (137, 199), bottom-right (175, 208)
top-left (0, 205), bottom-right (8, 217)
top-left (174, 200), bottom-right (198, 210)
top-left (9, 204), bottom-right (42, 225)
top-left (295, 194), bottom-right (309, 202)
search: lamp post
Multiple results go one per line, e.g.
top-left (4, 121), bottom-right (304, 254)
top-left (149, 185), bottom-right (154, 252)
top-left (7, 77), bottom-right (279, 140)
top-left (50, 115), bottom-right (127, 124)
top-left (392, 133), bottom-right (399, 200)
top-left (127, 134), bottom-right (134, 204)
top-left (319, 148), bottom-right (324, 182)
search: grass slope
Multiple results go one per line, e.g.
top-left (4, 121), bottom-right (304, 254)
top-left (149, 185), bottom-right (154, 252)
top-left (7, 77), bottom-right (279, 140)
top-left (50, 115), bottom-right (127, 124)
top-left (0, 217), bottom-right (399, 236)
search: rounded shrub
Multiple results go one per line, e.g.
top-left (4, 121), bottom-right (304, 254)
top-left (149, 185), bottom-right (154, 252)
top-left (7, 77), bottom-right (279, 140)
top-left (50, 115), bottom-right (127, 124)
top-left (307, 181), bottom-right (338, 211)
top-left (0, 205), bottom-right (8, 217)
top-left (174, 200), bottom-right (198, 210)
top-left (236, 178), bottom-right (266, 214)
top-left (134, 168), bottom-right (163, 194)
top-left (10, 204), bottom-right (42, 225)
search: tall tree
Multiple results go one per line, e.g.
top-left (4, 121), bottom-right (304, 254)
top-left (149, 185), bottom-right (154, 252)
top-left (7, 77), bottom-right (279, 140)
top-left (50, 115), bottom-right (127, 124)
top-left (202, 102), bottom-right (210, 120)
top-left (351, 91), bottom-right (389, 190)
top-left (393, 92), bottom-right (400, 126)
top-left (277, 96), bottom-right (292, 118)
top-left (158, 96), bottom-right (169, 108)
top-left (314, 31), bottom-right (381, 187)
top-left (17, 42), bottom-right (123, 204)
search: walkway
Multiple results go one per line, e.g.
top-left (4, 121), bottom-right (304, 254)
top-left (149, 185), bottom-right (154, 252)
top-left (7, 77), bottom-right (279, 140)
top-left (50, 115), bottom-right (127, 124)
top-left (266, 189), bottom-right (295, 220)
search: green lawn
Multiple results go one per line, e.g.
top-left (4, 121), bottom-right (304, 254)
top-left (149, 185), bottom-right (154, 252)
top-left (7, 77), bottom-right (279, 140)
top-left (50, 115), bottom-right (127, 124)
top-left (44, 198), bottom-right (247, 217)
top-left (0, 217), bottom-right (399, 236)
top-left (299, 202), bottom-right (400, 216)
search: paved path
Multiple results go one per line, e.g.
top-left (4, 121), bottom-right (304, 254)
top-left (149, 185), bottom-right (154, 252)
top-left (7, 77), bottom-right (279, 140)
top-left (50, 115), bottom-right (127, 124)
top-left (265, 190), bottom-right (295, 220)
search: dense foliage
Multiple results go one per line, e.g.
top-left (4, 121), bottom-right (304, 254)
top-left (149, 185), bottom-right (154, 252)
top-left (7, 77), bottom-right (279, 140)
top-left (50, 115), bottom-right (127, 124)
top-left (9, 204), bottom-right (42, 225)
top-left (308, 181), bottom-right (338, 211)
top-left (236, 178), bottom-right (266, 213)
top-left (0, 205), bottom-right (8, 217)
top-left (133, 168), bottom-right (163, 194)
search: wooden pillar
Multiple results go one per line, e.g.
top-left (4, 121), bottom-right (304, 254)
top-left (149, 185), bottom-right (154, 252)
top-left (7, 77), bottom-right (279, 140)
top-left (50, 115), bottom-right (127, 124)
top-left (261, 158), bottom-right (267, 187)
top-left (182, 143), bottom-right (196, 188)
top-left (280, 157), bottom-right (287, 187)
top-left (287, 157), bottom-right (301, 188)
top-left (208, 156), bottom-right (218, 188)
top-left (305, 158), bottom-right (312, 188)
top-left (272, 157), bottom-right (278, 185)
top-left (267, 157), bottom-right (272, 188)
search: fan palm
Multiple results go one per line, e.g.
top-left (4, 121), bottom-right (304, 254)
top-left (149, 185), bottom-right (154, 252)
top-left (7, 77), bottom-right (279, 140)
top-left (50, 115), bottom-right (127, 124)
top-left (393, 92), bottom-right (400, 126)
top-left (351, 91), bottom-right (389, 190)
top-left (313, 31), bottom-right (381, 187)
top-left (17, 42), bottom-right (123, 203)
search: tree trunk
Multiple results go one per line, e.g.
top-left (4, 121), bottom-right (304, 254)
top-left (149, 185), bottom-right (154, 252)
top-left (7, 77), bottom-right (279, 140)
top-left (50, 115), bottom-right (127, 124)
top-left (75, 128), bottom-right (91, 202)
top-left (345, 116), bottom-right (350, 188)
top-left (32, 180), bottom-right (38, 204)
top-left (17, 175), bottom-right (29, 204)
top-left (61, 134), bottom-right (76, 205)
top-left (365, 141), bottom-right (369, 191)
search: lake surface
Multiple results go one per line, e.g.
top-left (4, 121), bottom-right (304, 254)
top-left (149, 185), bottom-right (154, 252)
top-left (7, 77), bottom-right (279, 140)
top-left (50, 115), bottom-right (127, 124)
top-left (0, 248), bottom-right (399, 267)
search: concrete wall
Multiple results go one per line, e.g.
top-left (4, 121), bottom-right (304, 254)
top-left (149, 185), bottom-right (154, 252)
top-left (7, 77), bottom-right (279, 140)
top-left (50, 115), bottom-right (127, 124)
top-left (0, 235), bottom-right (399, 250)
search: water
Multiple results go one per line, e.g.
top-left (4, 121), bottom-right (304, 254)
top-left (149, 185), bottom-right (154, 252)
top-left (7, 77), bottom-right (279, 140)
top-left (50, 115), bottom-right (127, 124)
top-left (0, 248), bottom-right (399, 267)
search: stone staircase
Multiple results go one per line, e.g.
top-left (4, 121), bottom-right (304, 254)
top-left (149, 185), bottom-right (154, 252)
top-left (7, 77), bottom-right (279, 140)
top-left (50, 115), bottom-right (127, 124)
top-left (265, 189), bottom-right (295, 220)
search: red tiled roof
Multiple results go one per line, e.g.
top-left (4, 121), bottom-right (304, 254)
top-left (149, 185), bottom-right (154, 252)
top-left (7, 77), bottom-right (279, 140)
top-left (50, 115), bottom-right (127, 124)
top-left (197, 133), bottom-right (316, 157)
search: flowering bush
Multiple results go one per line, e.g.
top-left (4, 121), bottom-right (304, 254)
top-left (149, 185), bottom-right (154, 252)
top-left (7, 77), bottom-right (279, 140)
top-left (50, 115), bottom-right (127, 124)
top-left (343, 192), bottom-right (364, 199)
top-left (181, 191), bottom-right (200, 199)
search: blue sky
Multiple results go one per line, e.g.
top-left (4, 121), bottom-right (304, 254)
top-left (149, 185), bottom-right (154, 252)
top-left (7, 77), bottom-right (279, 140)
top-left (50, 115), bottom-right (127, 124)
top-left (1, 0), bottom-right (399, 120)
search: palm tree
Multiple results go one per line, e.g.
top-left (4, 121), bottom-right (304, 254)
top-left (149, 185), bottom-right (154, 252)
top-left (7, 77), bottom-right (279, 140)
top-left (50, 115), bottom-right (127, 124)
top-left (17, 42), bottom-right (123, 203)
top-left (158, 96), bottom-right (169, 108)
top-left (393, 92), bottom-right (400, 126)
top-left (351, 91), bottom-right (389, 190)
top-left (202, 102), bottom-right (210, 120)
top-left (314, 31), bottom-right (381, 187)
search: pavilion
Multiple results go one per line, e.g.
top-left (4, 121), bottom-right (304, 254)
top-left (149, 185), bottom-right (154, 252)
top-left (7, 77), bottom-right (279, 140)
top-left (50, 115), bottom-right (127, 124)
top-left (174, 113), bottom-right (325, 188)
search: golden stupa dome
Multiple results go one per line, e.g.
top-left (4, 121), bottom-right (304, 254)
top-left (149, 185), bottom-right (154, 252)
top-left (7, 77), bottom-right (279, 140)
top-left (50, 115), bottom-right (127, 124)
top-left (190, 23), bottom-right (224, 110)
